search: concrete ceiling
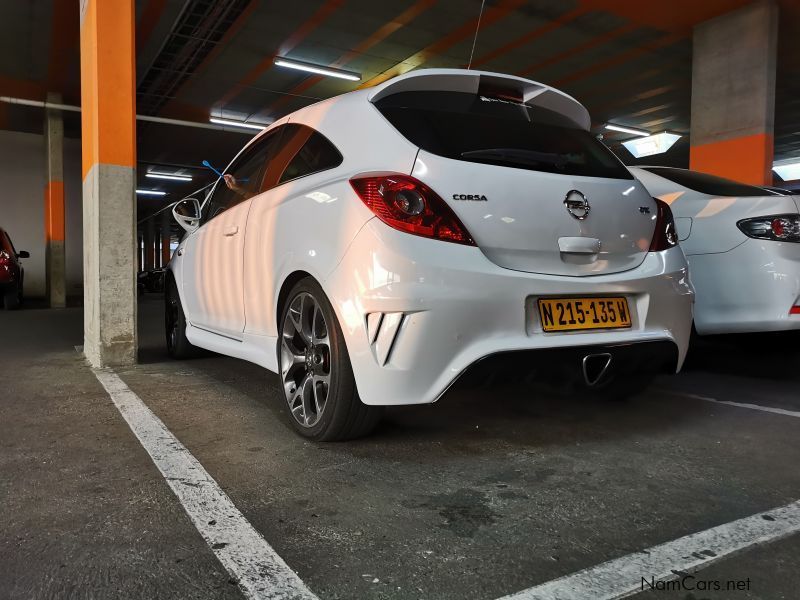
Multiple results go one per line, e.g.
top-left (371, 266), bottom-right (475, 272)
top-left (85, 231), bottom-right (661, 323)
top-left (1, 0), bottom-right (799, 215)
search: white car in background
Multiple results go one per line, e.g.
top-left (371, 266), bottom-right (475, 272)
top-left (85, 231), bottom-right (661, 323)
top-left (631, 167), bottom-right (800, 335)
top-left (166, 69), bottom-right (694, 441)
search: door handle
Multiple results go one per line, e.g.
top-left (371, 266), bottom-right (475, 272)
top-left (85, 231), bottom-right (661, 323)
top-left (223, 225), bottom-right (239, 237)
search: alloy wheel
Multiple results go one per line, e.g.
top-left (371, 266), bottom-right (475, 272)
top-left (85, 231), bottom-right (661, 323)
top-left (281, 292), bottom-right (331, 428)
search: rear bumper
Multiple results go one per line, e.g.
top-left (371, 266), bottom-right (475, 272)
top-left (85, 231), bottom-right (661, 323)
top-left (325, 220), bottom-right (694, 406)
top-left (690, 239), bottom-right (800, 334)
top-left (455, 340), bottom-right (678, 390)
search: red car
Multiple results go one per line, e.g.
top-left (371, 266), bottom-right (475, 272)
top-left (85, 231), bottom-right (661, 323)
top-left (0, 228), bottom-right (29, 310)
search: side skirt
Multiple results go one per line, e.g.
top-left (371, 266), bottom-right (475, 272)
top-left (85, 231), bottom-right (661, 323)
top-left (186, 324), bottom-right (278, 372)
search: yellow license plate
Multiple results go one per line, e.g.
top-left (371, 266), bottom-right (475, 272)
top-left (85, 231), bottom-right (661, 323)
top-left (537, 297), bottom-right (631, 332)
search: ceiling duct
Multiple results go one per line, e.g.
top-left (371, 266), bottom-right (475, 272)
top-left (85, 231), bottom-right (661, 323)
top-left (136, 0), bottom-right (251, 116)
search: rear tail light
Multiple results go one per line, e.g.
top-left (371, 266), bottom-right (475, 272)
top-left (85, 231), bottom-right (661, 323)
top-left (738, 214), bottom-right (800, 242)
top-left (350, 173), bottom-right (476, 246)
top-left (649, 198), bottom-right (678, 251)
top-left (790, 305), bottom-right (800, 315)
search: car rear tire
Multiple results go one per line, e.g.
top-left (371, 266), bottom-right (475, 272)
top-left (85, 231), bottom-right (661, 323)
top-left (3, 285), bottom-right (20, 310)
top-left (278, 277), bottom-right (382, 441)
top-left (165, 276), bottom-right (200, 359)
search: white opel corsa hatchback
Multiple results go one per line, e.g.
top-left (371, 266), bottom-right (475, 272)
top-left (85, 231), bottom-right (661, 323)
top-left (167, 69), bottom-right (694, 441)
top-left (631, 166), bottom-right (800, 335)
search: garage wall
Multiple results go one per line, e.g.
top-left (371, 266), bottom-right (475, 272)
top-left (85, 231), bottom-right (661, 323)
top-left (0, 130), bottom-right (83, 299)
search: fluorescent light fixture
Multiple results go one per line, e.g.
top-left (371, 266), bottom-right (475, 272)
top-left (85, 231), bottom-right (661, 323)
top-left (136, 189), bottom-right (166, 196)
top-left (274, 56), bottom-right (361, 81)
top-left (209, 117), bottom-right (268, 131)
top-left (605, 123), bottom-right (650, 137)
top-left (622, 132), bottom-right (681, 158)
top-left (146, 172), bottom-right (192, 182)
top-left (772, 159), bottom-right (800, 182)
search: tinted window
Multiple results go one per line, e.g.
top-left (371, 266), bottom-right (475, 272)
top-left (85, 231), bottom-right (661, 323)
top-left (277, 125), bottom-right (342, 184)
top-left (375, 91), bottom-right (632, 180)
top-left (642, 167), bottom-right (770, 197)
top-left (202, 128), bottom-right (283, 223)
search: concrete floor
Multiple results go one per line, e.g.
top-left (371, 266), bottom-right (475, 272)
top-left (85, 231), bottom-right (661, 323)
top-left (1, 295), bottom-right (799, 599)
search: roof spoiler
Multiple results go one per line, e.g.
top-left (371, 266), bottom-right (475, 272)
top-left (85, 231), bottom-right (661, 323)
top-left (367, 68), bottom-right (591, 131)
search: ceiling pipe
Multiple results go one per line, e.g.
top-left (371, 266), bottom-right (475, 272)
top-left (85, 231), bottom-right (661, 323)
top-left (0, 96), bottom-right (251, 133)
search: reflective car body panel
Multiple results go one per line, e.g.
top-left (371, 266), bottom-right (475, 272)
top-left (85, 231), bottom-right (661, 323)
top-left (414, 152), bottom-right (657, 276)
top-left (631, 166), bottom-right (800, 334)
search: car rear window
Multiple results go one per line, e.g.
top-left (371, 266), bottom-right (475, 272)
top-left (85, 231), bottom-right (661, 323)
top-left (642, 167), bottom-right (770, 197)
top-left (374, 90), bottom-right (632, 180)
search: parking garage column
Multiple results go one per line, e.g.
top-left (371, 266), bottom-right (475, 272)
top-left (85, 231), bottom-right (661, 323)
top-left (689, 1), bottom-right (778, 185)
top-left (44, 92), bottom-right (66, 308)
top-left (80, 0), bottom-right (137, 367)
top-left (144, 218), bottom-right (155, 271)
top-left (160, 208), bottom-right (172, 267)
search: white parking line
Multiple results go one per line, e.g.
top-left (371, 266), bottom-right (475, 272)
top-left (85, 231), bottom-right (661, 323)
top-left (658, 389), bottom-right (800, 419)
top-left (498, 500), bottom-right (800, 600)
top-left (92, 368), bottom-right (319, 600)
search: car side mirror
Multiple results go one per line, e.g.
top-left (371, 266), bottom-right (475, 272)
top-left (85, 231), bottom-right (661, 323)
top-left (172, 198), bottom-right (201, 233)
top-left (17, 251), bottom-right (29, 259)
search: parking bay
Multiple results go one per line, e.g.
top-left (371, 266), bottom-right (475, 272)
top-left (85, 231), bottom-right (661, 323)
top-left (1, 295), bottom-right (799, 599)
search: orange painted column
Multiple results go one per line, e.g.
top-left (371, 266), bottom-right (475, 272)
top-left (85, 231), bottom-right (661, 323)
top-left (689, 2), bottom-right (778, 186)
top-left (80, 0), bottom-right (137, 367)
top-left (44, 91), bottom-right (66, 308)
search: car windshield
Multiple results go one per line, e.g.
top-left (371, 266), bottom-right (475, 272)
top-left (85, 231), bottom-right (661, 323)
top-left (642, 167), bottom-right (772, 197)
top-left (374, 90), bottom-right (633, 180)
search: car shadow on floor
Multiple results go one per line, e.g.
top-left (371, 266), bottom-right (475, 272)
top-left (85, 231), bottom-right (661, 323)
top-left (683, 331), bottom-right (800, 381)
top-left (134, 295), bottom-right (707, 450)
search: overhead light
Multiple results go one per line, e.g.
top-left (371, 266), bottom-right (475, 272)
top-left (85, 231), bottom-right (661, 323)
top-left (209, 117), bottom-right (269, 131)
top-left (622, 132), bottom-right (681, 158)
top-left (274, 56), bottom-right (361, 81)
top-left (605, 123), bottom-right (650, 137)
top-left (772, 159), bottom-right (800, 182)
top-left (146, 172), bottom-right (192, 182)
top-left (136, 189), bottom-right (166, 196)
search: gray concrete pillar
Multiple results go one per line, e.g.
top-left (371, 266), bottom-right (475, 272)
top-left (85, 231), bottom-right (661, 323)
top-left (44, 92), bottom-right (66, 308)
top-left (160, 208), bottom-right (172, 268)
top-left (690, 1), bottom-right (778, 185)
top-left (80, 0), bottom-right (137, 367)
top-left (144, 218), bottom-right (156, 271)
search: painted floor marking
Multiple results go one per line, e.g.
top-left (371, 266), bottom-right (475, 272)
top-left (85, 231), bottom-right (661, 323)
top-left (497, 499), bottom-right (800, 600)
top-left (658, 388), bottom-right (800, 419)
top-left (92, 368), bottom-right (319, 600)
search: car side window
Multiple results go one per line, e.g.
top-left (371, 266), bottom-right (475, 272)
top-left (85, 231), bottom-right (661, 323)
top-left (261, 124), bottom-right (342, 188)
top-left (279, 125), bottom-right (342, 184)
top-left (201, 128), bottom-right (283, 224)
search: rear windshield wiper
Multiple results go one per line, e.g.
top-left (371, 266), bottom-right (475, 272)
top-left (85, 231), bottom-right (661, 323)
top-left (461, 148), bottom-right (569, 169)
